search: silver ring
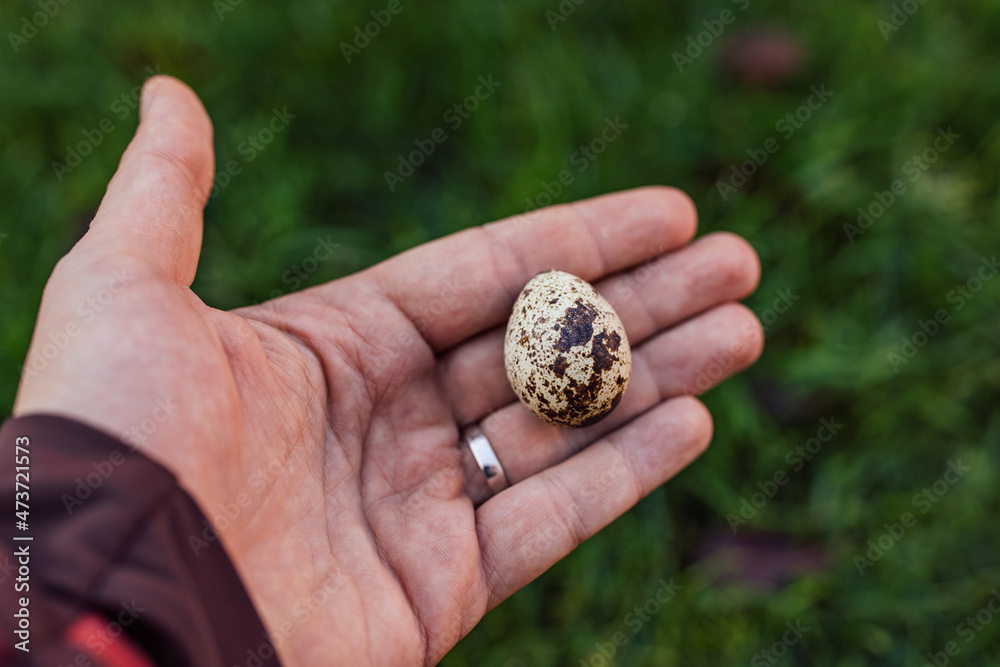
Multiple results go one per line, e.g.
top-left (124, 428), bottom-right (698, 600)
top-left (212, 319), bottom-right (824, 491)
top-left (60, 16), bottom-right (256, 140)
top-left (459, 425), bottom-right (509, 504)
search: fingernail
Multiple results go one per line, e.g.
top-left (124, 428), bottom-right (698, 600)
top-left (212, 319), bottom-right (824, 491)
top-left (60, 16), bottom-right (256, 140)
top-left (140, 77), bottom-right (161, 118)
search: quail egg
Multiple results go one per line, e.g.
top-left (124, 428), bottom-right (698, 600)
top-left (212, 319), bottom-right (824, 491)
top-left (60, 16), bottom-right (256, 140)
top-left (503, 270), bottom-right (631, 428)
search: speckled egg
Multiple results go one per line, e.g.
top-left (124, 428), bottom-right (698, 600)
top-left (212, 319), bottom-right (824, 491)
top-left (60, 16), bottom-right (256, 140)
top-left (503, 270), bottom-right (631, 428)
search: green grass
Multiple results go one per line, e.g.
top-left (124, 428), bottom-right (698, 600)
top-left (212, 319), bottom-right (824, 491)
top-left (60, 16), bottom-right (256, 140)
top-left (3, 0), bottom-right (1000, 664)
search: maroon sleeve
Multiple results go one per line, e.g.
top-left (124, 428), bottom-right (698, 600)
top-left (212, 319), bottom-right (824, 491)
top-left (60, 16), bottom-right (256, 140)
top-left (0, 414), bottom-right (281, 667)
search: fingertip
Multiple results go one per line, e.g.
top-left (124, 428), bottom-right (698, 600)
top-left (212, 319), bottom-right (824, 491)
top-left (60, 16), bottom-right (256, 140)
top-left (701, 232), bottom-right (763, 298)
top-left (675, 395), bottom-right (714, 455)
top-left (728, 233), bottom-right (762, 295)
top-left (139, 75), bottom-right (214, 143)
top-left (723, 301), bottom-right (766, 368)
top-left (139, 75), bottom-right (162, 118)
top-left (636, 185), bottom-right (699, 246)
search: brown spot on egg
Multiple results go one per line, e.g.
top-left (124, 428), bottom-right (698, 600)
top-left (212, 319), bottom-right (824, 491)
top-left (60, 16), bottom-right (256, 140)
top-left (563, 372), bottom-right (604, 416)
top-left (537, 404), bottom-right (563, 423)
top-left (579, 408), bottom-right (610, 428)
top-left (579, 392), bottom-right (624, 427)
top-left (590, 331), bottom-right (622, 373)
top-left (554, 299), bottom-right (598, 352)
top-left (551, 355), bottom-right (569, 378)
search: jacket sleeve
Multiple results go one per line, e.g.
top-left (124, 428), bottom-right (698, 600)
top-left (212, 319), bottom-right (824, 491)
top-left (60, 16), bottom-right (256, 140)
top-left (0, 414), bottom-right (281, 667)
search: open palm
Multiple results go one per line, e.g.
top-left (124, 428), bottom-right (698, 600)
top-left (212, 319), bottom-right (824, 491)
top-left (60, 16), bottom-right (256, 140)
top-left (15, 77), bottom-right (763, 666)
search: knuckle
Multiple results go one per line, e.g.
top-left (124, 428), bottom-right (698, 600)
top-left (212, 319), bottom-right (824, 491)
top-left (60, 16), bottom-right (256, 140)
top-left (130, 146), bottom-right (212, 207)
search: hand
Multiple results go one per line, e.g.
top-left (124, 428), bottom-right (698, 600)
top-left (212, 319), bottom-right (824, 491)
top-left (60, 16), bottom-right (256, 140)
top-left (15, 76), bottom-right (763, 665)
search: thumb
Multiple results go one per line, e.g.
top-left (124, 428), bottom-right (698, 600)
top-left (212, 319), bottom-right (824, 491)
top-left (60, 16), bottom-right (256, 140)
top-left (81, 75), bottom-right (215, 286)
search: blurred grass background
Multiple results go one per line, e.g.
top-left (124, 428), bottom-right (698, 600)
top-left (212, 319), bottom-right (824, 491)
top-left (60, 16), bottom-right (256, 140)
top-left (3, 0), bottom-right (1000, 664)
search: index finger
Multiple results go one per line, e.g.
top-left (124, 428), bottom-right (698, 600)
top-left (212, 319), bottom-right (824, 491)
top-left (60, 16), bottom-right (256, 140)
top-left (364, 186), bottom-right (698, 352)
